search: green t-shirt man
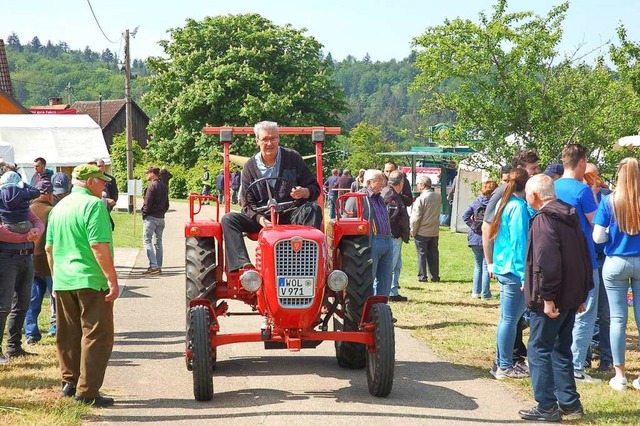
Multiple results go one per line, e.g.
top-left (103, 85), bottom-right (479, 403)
top-left (46, 186), bottom-right (113, 291)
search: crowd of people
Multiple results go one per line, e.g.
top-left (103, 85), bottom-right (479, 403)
top-left (0, 156), bottom-right (170, 408)
top-left (454, 145), bottom-right (640, 421)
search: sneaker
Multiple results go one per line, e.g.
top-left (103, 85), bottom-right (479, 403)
top-left (519, 405), bottom-right (561, 422)
top-left (489, 361), bottom-right (498, 378)
top-left (632, 377), bottom-right (640, 390)
top-left (389, 294), bottom-right (408, 302)
top-left (495, 366), bottom-right (529, 380)
top-left (514, 359), bottom-right (530, 375)
top-left (559, 403), bottom-right (584, 420)
top-left (148, 268), bottom-right (161, 275)
top-left (0, 353), bottom-right (8, 365)
top-left (609, 376), bottom-right (628, 391)
top-left (25, 337), bottom-right (38, 346)
top-left (574, 371), bottom-right (601, 384)
top-left (6, 348), bottom-right (36, 358)
top-left (471, 293), bottom-right (480, 299)
top-left (481, 295), bottom-right (494, 300)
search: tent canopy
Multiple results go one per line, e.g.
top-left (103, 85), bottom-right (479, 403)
top-left (0, 114), bottom-right (110, 168)
top-left (0, 142), bottom-right (14, 163)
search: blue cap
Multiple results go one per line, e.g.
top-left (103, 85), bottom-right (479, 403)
top-left (544, 163), bottom-right (564, 177)
top-left (52, 172), bottom-right (70, 195)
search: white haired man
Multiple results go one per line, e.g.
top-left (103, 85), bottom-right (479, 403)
top-left (221, 121), bottom-right (322, 273)
top-left (410, 175), bottom-right (440, 282)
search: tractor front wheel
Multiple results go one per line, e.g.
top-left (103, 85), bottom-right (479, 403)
top-left (366, 303), bottom-right (395, 397)
top-left (185, 237), bottom-right (216, 370)
top-left (190, 305), bottom-right (214, 401)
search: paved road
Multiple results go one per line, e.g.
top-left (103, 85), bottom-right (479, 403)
top-left (95, 202), bottom-right (538, 425)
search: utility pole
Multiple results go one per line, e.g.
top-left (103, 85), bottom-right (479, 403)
top-left (124, 29), bottom-right (134, 213)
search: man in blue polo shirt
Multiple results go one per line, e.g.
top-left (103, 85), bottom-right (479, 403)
top-left (554, 144), bottom-right (600, 384)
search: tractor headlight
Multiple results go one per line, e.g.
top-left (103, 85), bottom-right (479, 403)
top-left (327, 270), bottom-right (348, 292)
top-left (240, 270), bottom-right (262, 292)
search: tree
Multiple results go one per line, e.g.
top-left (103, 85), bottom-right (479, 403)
top-left (29, 36), bottom-right (42, 53)
top-left (6, 32), bottom-right (22, 51)
top-left (341, 122), bottom-right (393, 172)
top-left (143, 14), bottom-right (347, 166)
top-left (410, 0), bottom-right (640, 168)
top-left (101, 48), bottom-right (115, 64)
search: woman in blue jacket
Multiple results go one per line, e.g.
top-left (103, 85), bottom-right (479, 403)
top-left (593, 157), bottom-right (640, 391)
top-left (462, 180), bottom-right (498, 299)
top-left (489, 168), bottom-right (531, 380)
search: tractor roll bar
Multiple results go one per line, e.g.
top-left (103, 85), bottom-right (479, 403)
top-left (203, 127), bottom-right (341, 136)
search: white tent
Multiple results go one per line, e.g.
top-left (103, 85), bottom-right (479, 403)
top-left (0, 114), bottom-right (110, 180)
top-left (0, 142), bottom-right (15, 164)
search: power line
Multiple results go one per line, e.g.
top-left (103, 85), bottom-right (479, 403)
top-left (86, 0), bottom-right (119, 44)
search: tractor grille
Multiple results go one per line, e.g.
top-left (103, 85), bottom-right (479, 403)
top-left (275, 239), bottom-right (318, 308)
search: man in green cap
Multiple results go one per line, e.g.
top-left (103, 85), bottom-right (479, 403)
top-left (45, 163), bottom-right (119, 408)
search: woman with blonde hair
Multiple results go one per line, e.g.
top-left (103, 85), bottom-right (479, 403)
top-left (489, 168), bottom-right (531, 379)
top-left (593, 157), bottom-right (640, 391)
top-left (462, 180), bottom-right (498, 299)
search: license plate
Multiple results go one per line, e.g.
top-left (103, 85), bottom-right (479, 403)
top-left (277, 276), bottom-right (315, 297)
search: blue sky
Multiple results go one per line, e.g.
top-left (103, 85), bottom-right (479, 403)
top-left (2, 1), bottom-right (639, 62)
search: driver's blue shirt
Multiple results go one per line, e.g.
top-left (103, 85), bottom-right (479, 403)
top-left (255, 147), bottom-right (282, 186)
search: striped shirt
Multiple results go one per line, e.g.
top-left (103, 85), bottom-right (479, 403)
top-left (367, 189), bottom-right (392, 236)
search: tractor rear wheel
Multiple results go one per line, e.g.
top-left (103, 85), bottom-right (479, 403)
top-left (186, 236), bottom-right (216, 303)
top-left (366, 303), bottom-right (395, 397)
top-left (186, 237), bottom-right (216, 371)
top-left (190, 305), bottom-right (214, 401)
top-left (335, 235), bottom-right (373, 369)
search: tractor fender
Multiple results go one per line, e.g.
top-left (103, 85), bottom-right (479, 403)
top-left (359, 295), bottom-right (389, 328)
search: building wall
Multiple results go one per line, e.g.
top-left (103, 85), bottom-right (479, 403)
top-left (103, 108), bottom-right (149, 152)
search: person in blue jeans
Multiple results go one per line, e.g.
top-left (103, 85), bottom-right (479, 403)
top-left (462, 180), bottom-right (498, 299)
top-left (554, 144), bottom-right (601, 384)
top-left (141, 166), bottom-right (169, 275)
top-left (346, 169), bottom-right (393, 297)
top-left (519, 174), bottom-right (591, 422)
top-left (488, 168), bottom-right (530, 379)
top-left (593, 157), bottom-right (640, 391)
top-left (382, 170), bottom-right (410, 302)
top-left (24, 180), bottom-right (57, 344)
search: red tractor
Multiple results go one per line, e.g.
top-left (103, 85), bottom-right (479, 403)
top-left (184, 126), bottom-right (394, 401)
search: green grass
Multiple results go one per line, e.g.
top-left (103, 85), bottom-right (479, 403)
top-left (0, 297), bottom-right (90, 425)
top-left (111, 211), bottom-right (143, 248)
top-left (392, 227), bottom-right (640, 425)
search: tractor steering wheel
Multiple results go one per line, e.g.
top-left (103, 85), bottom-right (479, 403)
top-left (244, 176), bottom-right (298, 215)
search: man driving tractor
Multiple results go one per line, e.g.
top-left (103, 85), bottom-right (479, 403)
top-left (221, 121), bottom-right (323, 273)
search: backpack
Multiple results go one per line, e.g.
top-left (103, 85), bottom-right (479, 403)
top-left (471, 204), bottom-right (486, 235)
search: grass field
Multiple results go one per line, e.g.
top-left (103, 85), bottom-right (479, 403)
top-left (1, 222), bottom-right (639, 425)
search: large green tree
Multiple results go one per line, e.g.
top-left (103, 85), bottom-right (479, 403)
top-left (340, 122), bottom-right (394, 172)
top-left (410, 0), bottom-right (640, 170)
top-left (143, 14), bottom-right (347, 166)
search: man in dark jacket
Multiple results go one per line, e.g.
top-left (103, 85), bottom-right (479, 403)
top-left (382, 170), bottom-right (410, 302)
top-left (230, 166), bottom-right (241, 204)
top-left (518, 174), bottom-right (592, 422)
top-left (141, 166), bottom-right (170, 275)
top-left (221, 121), bottom-right (322, 273)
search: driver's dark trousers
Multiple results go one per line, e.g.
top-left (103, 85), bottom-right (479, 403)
top-left (221, 202), bottom-right (322, 272)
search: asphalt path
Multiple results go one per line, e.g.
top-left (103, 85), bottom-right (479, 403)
top-left (94, 202), bottom-right (539, 425)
